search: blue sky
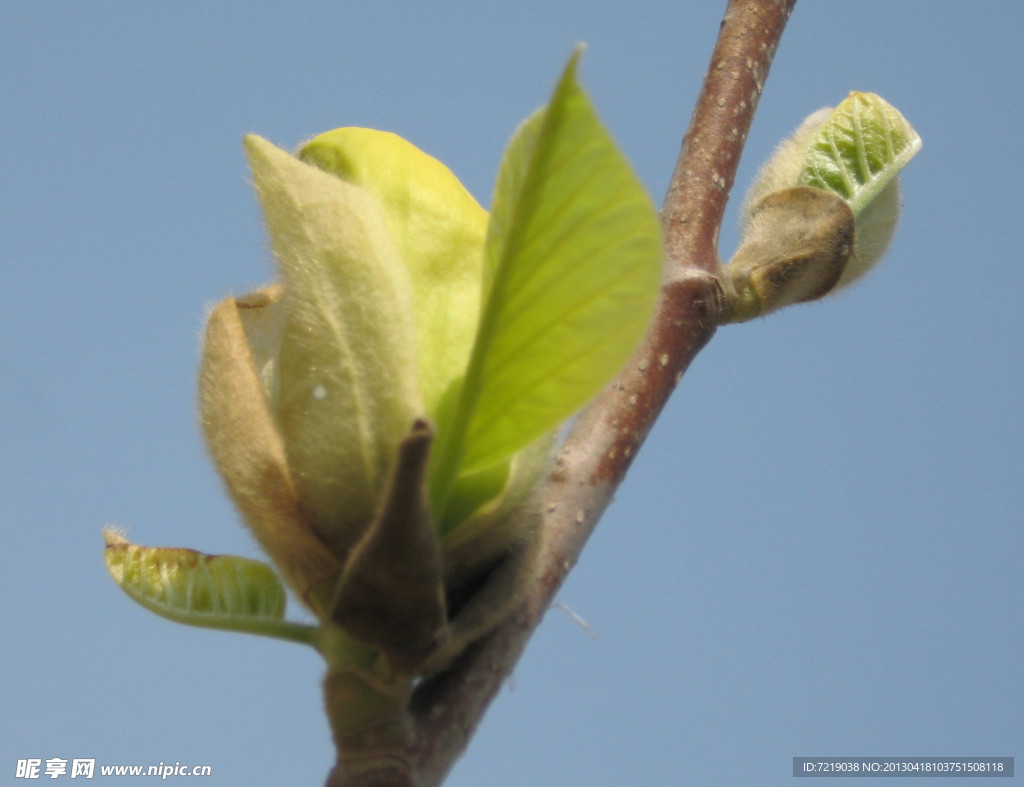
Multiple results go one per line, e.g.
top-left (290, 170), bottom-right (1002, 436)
top-left (2, 2), bottom-right (1021, 785)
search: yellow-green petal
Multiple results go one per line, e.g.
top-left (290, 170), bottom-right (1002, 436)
top-left (299, 128), bottom-right (488, 416)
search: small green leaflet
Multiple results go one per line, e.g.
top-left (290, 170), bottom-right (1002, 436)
top-left (103, 529), bottom-right (318, 647)
top-left (800, 91), bottom-right (922, 217)
top-left (430, 48), bottom-right (663, 519)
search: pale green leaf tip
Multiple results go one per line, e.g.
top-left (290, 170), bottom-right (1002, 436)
top-left (558, 43), bottom-right (585, 86)
top-left (242, 134), bottom-right (303, 199)
top-left (242, 133), bottom-right (275, 165)
top-left (242, 134), bottom-right (316, 194)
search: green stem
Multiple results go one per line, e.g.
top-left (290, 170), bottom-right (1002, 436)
top-left (164, 614), bottom-right (322, 649)
top-left (320, 626), bottom-right (417, 786)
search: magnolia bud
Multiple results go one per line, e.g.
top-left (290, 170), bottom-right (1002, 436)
top-left (726, 92), bottom-right (921, 322)
top-left (198, 132), bottom-right (553, 645)
top-left (110, 51), bottom-right (666, 686)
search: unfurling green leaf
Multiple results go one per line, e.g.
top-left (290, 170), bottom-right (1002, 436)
top-left (800, 91), bottom-right (921, 217)
top-left (102, 529), bottom-right (318, 647)
top-left (429, 47), bottom-right (663, 520)
top-left (798, 92), bottom-right (920, 288)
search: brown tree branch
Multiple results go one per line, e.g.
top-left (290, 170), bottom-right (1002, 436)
top-left (403, 1), bottom-right (797, 783)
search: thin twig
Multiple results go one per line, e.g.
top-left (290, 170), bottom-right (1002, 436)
top-left (406, 1), bottom-right (796, 783)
